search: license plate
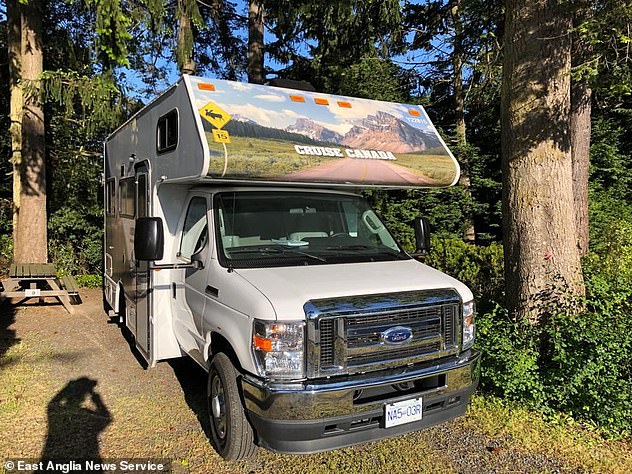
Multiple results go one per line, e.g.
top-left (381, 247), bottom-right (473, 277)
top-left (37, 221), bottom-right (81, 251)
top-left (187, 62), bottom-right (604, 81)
top-left (25, 289), bottom-right (41, 297)
top-left (384, 397), bottom-right (423, 428)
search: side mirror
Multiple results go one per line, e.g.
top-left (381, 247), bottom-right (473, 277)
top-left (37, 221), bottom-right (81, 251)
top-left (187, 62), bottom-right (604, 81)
top-left (135, 217), bottom-right (164, 261)
top-left (412, 217), bottom-right (431, 256)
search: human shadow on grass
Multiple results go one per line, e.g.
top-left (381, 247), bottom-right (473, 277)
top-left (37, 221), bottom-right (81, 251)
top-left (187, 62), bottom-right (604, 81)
top-left (37, 377), bottom-right (111, 471)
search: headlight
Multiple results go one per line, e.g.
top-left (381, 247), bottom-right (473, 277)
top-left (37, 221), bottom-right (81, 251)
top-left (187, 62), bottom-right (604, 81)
top-left (462, 300), bottom-right (476, 350)
top-left (252, 320), bottom-right (305, 379)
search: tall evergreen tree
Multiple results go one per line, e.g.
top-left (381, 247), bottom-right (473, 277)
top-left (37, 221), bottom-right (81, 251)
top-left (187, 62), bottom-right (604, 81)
top-left (501, 0), bottom-right (585, 321)
top-left (248, 0), bottom-right (265, 83)
top-left (8, 0), bottom-right (47, 263)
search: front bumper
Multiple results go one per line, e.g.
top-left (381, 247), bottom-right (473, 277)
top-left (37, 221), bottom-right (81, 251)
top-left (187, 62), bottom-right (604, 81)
top-left (241, 350), bottom-right (480, 454)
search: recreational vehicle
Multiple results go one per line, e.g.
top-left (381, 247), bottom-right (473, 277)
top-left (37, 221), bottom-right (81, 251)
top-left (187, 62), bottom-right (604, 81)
top-left (103, 75), bottom-right (479, 460)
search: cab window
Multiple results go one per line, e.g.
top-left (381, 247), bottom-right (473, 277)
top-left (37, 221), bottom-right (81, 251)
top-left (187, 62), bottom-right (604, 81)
top-left (179, 197), bottom-right (208, 259)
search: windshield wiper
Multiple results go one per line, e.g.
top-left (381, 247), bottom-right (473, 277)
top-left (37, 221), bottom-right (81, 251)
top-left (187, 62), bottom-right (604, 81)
top-left (322, 245), bottom-right (408, 260)
top-left (324, 244), bottom-right (373, 250)
top-left (227, 245), bottom-right (327, 263)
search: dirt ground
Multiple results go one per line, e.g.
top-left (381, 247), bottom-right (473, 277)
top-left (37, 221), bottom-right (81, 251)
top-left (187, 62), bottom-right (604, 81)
top-left (1, 289), bottom-right (630, 473)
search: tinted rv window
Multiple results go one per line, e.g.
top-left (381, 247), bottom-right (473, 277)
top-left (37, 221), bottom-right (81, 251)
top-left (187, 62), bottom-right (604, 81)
top-left (179, 197), bottom-right (208, 260)
top-left (157, 109), bottom-right (178, 153)
top-left (119, 177), bottom-right (135, 217)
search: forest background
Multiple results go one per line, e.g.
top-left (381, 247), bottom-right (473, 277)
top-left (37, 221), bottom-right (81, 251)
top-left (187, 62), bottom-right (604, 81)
top-left (0, 0), bottom-right (630, 440)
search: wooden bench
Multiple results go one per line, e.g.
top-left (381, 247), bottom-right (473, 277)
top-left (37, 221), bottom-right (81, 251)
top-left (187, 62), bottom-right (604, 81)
top-left (60, 274), bottom-right (82, 305)
top-left (0, 263), bottom-right (81, 314)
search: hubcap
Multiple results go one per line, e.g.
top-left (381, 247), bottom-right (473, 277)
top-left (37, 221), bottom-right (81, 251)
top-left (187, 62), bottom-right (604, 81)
top-left (210, 375), bottom-right (227, 439)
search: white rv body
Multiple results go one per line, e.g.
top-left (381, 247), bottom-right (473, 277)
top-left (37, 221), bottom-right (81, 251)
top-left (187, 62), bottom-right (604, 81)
top-left (103, 76), bottom-right (479, 458)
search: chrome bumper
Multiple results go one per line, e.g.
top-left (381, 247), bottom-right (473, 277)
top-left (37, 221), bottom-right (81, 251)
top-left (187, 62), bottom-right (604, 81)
top-left (241, 351), bottom-right (479, 454)
top-left (242, 351), bottom-right (480, 421)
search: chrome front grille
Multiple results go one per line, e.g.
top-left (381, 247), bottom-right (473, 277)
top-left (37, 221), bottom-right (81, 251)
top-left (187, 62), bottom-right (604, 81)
top-left (319, 319), bottom-right (335, 366)
top-left (305, 289), bottom-right (462, 377)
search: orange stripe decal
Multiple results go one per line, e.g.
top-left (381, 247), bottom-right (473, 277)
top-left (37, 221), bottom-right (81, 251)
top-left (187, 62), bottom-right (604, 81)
top-left (314, 98), bottom-right (329, 105)
top-left (337, 101), bottom-right (352, 108)
top-left (198, 83), bottom-right (216, 91)
top-left (290, 95), bottom-right (306, 103)
top-left (408, 109), bottom-right (421, 117)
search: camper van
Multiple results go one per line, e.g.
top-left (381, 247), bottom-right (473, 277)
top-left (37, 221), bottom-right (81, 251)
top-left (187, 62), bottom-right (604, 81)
top-left (103, 75), bottom-right (479, 460)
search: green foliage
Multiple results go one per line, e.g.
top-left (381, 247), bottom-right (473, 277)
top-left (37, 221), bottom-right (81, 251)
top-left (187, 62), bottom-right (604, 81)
top-left (75, 274), bottom-right (103, 288)
top-left (425, 237), bottom-right (504, 308)
top-left (367, 187), bottom-right (479, 248)
top-left (0, 198), bottom-right (12, 263)
top-left (336, 56), bottom-right (408, 102)
top-left (83, 0), bottom-right (133, 66)
top-left (48, 208), bottom-right (102, 275)
top-left (268, 0), bottom-right (404, 92)
top-left (589, 117), bottom-right (632, 199)
top-left (476, 306), bottom-right (546, 405)
top-left (40, 71), bottom-right (124, 134)
top-left (475, 236), bottom-right (632, 437)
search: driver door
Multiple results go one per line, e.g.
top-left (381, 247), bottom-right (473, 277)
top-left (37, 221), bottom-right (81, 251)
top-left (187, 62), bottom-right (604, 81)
top-left (173, 195), bottom-right (210, 355)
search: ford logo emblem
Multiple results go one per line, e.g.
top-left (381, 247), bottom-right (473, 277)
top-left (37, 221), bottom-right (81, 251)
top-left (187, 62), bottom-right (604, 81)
top-left (381, 326), bottom-right (413, 345)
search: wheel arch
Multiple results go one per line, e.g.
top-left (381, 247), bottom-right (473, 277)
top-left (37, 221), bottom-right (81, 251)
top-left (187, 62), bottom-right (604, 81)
top-left (205, 331), bottom-right (244, 373)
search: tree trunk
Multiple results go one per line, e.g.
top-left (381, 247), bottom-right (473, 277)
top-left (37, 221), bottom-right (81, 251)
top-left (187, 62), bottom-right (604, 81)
top-left (7, 0), bottom-right (23, 247)
top-left (14, 0), bottom-right (48, 263)
top-left (177, 0), bottom-right (196, 74)
top-left (570, 81), bottom-right (591, 256)
top-left (248, 0), bottom-right (265, 84)
top-left (570, 5), bottom-right (592, 257)
top-left (450, 0), bottom-right (475, 243)
top-left (501, 0), bottom-right (584, 321)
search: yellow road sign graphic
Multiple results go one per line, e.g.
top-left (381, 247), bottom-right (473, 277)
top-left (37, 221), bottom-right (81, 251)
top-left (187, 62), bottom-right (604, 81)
top-left (212, 129), bottom-right (231, 143)
top-left (199, 101), bottom-right (231, 129)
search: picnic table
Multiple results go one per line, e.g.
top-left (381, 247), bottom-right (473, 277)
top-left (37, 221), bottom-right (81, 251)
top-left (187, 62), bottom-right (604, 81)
top-left (0, 263), bottom-right (81, 314)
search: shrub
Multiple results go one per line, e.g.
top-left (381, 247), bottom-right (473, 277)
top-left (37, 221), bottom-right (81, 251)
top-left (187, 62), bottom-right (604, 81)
top-left (75, 274), bottom-right (103, 288)
top-left (425, 237), bottom-right (504, 311)
top-left (48, 207), bottom-right (102, 274)
top-left (474, 237), bottom-right (632, 437)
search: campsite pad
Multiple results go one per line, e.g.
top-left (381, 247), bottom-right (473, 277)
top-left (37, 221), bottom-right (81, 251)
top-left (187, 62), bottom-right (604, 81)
top-left (1, 289), bottom-right (626, 473)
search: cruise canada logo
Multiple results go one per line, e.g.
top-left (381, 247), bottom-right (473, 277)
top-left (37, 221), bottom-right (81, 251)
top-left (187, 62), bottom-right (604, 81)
top-left (381, 326), bottom-right (414, 345)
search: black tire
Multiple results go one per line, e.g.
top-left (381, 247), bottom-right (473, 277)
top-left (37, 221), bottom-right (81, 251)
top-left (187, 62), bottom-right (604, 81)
top-left (207, 353), bottom-right (258, 460)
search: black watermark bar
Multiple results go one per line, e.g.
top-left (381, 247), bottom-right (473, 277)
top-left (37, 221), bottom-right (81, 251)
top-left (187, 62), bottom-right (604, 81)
top-left (3, 459), bottom-right (172, 473)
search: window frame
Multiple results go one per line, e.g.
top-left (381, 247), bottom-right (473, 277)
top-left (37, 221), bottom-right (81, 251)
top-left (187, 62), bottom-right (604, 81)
top-left (156, 108), bottom-right (179, 154)
top-left (105, 178), bottom-right (117, 216)
top-left (178, 196), bottom-right (209, 261)
top-left (119, 176), bottom-right (136, 218)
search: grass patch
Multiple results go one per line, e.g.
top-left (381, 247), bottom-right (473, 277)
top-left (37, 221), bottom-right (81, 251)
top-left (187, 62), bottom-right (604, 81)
top-left (465, 394), bottom-right (632, 473)
top-left (392, 152), bottom-right (458, 184)
top-left (0, 338), bottom-right (53, 459)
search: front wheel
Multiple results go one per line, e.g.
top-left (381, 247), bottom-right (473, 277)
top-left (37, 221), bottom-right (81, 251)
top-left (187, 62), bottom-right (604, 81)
top-left (207, 352), bottom-right (258, 460)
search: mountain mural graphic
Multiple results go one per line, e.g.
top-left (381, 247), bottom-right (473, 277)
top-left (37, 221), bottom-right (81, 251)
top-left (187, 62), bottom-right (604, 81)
top-left (284, 112), bottom-right (442, 153)
top-left (343, 112), bottom-right (442, 153)
top-left (285, 118), bottom-right (344, 144)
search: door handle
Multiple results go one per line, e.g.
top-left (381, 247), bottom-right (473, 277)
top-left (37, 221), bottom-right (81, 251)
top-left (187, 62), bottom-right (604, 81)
top-left (205, 285), bottom-right (219, 297)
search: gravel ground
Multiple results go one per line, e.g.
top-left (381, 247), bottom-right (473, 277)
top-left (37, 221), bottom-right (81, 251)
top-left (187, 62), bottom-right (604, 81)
top-left (0, 289), bottom-right (628, 473)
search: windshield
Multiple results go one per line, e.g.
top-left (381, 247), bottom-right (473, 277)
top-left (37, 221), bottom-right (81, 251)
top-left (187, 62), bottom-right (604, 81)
top-left (214, 192), bottom-right (409, 268)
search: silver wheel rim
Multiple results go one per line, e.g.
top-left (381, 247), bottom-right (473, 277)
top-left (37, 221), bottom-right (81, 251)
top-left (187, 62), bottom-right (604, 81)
top-left (211, 375), bottom-right (227, 440)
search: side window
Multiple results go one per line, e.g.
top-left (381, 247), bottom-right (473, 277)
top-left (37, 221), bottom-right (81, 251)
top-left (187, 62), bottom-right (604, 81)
top-left (179, 197), bottom-right (208, 260)
top-left (157, 109), bottom-right (178, 153)
top-left (106, 178), bottom-right (116, 216)
top-left (119, 177), bottom-right (135, 218)
top-left (137, 174), bottom-right (147, 218)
